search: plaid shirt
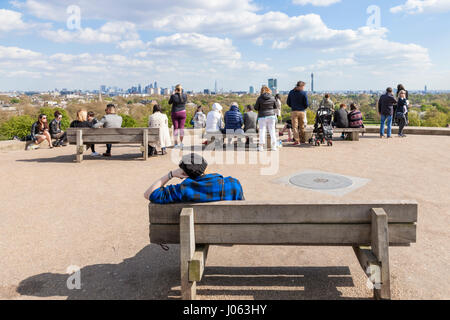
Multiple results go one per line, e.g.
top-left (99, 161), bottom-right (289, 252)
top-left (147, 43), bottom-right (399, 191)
top-left (150, 173), bottom-right (244, 204)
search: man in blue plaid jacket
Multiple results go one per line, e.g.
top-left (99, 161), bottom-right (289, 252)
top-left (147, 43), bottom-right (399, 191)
top-left (145, 153), bottom-right (244, 204)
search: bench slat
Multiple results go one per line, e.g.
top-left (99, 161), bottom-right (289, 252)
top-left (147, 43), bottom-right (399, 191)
top-left (67, 135), bottom-right (159, 144)
top-left (66, 128), bottom-right (160, 135)
top-left (150, 223), bottom-right (416, 245)
top-left (149, 201), bottom-right (418, 224)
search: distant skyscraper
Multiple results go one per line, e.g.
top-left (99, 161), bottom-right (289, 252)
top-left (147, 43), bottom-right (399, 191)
top-left (215, 80), bottom-right (218, 94)
top-left (249, 86), bottom-right (255, 94)
top-left (138, 84), bottom-right (141, 94)
top-left (311, 73), bottom-right (314, 93)
top-left (100, 85), bottom-right (106, 93)
top-left (268, 78), bottom-right (278, 93)
top-left (154, 81), bottom-right (158, 89)
top-left (424, 85), bottom-right (428, 93)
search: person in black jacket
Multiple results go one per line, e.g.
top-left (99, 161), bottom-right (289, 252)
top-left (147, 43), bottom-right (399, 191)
top-left (28, 114), bottom-right (53, 150)
top-left (378, 87), bottom-right (397, 138)
top-left (49, 111), bottom-right (67, 147)
top-left (333, 104), bottom-right (349, 139)
top-left (396, 90), bottom-right (409, 137)
top-left (169, 84), bottom-right (188, 148)
top-left (254, 86), bottom-right (278, 151)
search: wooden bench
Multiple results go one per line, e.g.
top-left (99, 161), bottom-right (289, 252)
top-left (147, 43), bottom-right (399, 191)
top-left (303, 128), bottom-right (366, 141)
top-left (67, 128), bottom-right (160, 163)
top-left (149, 200), bottom-right (418, 300)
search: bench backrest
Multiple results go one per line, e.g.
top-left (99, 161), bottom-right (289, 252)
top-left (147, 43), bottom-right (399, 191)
top-left (149, 201), bottom-right (418, 246)
top-left (67, 128), bottom-right (159, 144)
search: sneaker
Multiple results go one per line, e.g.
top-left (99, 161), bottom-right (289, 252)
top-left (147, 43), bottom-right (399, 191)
top-left (103, 152), bottom-right (112, 157)
top-left (173, 144), bottom-right (179, 149)
top-left (258, 145), bottom-right (264, 152)
top-left (293, 141), bottom-right (300, 146)
top-left (27, 143), bottom-right (39, 150)
top-left (91, 152), bottom-right (101, 157)
top-left (179, 143), bottom-right (184, 149)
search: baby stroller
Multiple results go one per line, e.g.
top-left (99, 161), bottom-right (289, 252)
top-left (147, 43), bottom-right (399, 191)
top-left (309, 106), bottom-right (334, 146)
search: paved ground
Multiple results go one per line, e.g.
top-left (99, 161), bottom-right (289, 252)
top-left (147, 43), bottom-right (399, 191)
top-left (0, 132), bottom-right (449, 300)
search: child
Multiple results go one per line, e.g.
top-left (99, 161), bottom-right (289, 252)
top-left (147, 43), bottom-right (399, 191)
top-left (279, 119), bottom-right (293, 142)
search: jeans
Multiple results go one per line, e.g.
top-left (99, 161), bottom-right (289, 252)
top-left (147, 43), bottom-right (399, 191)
top-left (380, 114), bottom-right (393, 137)
top-left (259, 116), bottom-right (277, 148)
top-left (106, 144), bottom-right (112, 153)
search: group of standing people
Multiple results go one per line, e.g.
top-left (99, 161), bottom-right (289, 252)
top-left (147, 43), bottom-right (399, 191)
top-left (378, 84), bottom-right (409, 138)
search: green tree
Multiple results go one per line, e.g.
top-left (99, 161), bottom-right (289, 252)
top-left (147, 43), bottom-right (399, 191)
top-left (0, 115), bottom-right (35, 139)
top-left (10, 98), bottom-right (20, 104)
top-left (408, 111), bottom-right (421, 127)
top-left (120, 114), bottom-right (138, 127)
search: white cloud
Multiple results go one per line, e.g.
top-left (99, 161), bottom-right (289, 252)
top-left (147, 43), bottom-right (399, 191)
top-left (40, 21), bottom-right (141, 45)
top-left (0, 45), bottom-right (41, 59)
top-left (148, 33), bottom-right (241, 61)
top-left (293, 0), bottom-right (341, 6)
top-left (0, 9), bottom-right (29, 32)
top-left (391, 0), bottom-right (450, 14)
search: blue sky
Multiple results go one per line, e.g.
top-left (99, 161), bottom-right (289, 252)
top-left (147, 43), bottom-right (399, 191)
top-left (0, 0), bottom-right (449, 92)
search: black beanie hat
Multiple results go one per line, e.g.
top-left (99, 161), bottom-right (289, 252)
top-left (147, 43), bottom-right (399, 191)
top-left (179, 153), bottom-right (208, 180)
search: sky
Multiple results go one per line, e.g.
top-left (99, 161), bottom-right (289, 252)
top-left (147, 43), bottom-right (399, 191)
top-left (0, 0), bottom-right (450, 92)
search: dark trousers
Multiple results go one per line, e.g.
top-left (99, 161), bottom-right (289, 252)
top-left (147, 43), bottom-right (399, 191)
top-left (88, 144), bottom-right (96, 153)
top-left (51, 132), bottom-right (67, 144)
top-left (397, 115), bottom-right (406, 136)
top-left (106, 144), bottom-right (112, 154)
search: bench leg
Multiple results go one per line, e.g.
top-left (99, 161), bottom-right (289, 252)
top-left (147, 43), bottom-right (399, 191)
top-left (143, 129), bottom-right (149, 160)
top-left (180, 208), bottom-right (196, 300)
top-left (76, 130), bottom-right (83, 163)
top-left (350, 132), bottom-right (359, 141)
top-left (371, 208), bottom-right (391, 300)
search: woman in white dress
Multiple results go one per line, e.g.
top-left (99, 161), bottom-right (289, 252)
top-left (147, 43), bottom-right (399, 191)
top-left (148, 104), bottom-right (172, 155)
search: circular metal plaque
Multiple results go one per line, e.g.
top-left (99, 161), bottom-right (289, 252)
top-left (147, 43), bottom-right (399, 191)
top-left (289, 173), bottom-right (353, 190)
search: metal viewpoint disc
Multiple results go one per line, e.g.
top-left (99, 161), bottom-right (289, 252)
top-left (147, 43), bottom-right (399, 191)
top-left (289, 173), bottom-right (354, 190)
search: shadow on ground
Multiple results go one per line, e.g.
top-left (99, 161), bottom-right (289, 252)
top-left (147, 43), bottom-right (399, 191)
top-left (198, 266), bottom-right (360, 300)
top-left (16, 245), bottom-right (180, 300)
top-left (17, 245), bottom-right (361, 300)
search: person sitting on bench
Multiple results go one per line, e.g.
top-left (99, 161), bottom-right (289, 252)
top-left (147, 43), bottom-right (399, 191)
top-left (93, 104), bottom-right (123, 157)
top-left (224, 102), bottom-right (244, 144)
top-left (144, 153), bottom-right (244, 204)
top-left (49, 111), bottom-right (68, 147)
top-left (334, 103), bottom-right (349, 139)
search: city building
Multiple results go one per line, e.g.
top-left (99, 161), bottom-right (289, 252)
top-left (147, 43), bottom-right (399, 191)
top-left (268, 78), bottom-right (278, 93)
top-left (249, 86), bottom-right (255, 94)
top-left (311, 73), bottom-right (315, 93)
